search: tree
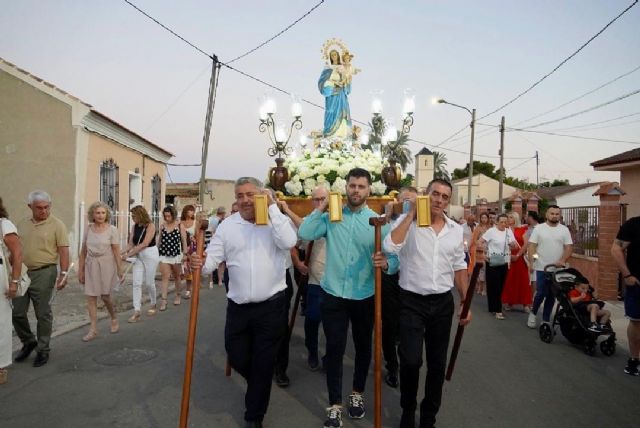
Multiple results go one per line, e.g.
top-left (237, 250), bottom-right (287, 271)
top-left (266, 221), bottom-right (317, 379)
top-left (364, 117), bottom-right (413, 170)
top-left (432, 151), bottom-right (451, 181)
top-left (539, 179), bottom-right (570, 187)
top-left (452, 161), bottom-right (498, 180)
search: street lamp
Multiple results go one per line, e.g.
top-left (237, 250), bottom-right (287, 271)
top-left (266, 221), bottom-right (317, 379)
top-left (435, 98), bottom-right (476, 208)
top-left (258, 96), bottom-right (303, 191)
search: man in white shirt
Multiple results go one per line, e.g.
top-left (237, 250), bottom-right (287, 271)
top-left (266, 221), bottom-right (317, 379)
top-left (527, 205), bottom-right (573, 328)
top-left (383, 179), bottom-right (471, 428)
top-left (193, 177), bottom-right (297, 428)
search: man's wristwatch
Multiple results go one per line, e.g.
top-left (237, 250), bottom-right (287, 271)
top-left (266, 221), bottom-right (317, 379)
top-left (10, 279), bottom-right (19, 284)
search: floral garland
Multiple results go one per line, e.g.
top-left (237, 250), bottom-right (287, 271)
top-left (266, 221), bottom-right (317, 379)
top-left (280, 148), bottom-right (400, 196)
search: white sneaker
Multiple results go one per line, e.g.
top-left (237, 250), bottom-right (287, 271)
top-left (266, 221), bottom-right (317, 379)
top-left (527, 312), bottom-right (537, 329)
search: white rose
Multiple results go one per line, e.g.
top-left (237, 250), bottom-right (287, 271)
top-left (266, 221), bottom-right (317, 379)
top-left (371, 181), bottom-right (386, 196)
top-left (285, 180), bottom-right (303, 196)
top-left (331, 177), bottom-right (347, 194)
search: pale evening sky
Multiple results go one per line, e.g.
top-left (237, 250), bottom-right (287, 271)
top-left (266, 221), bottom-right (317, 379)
top-left (1, 0), bottom-right (638, 186)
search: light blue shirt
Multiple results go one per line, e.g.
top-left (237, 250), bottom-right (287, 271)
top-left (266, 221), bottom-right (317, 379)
top-left (298, 205), bottom-right (399, 300)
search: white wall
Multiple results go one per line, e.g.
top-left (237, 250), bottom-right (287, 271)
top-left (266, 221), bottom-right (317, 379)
top-left (556, 185), bottom-right (600, 207)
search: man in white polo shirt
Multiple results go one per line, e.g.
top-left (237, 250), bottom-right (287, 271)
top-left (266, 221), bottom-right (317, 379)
top-left (193, 177), bottom-right (297, 428)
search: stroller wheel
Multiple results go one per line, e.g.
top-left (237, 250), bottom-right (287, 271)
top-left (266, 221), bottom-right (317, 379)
top-left (600, 338), bottom-right (616, 356)
top-left (583, 342), bottom-right (596, 356)
top-left (539, 323), bottom-right (554, 343)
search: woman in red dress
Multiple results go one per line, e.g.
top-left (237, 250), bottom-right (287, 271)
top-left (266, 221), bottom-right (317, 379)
top-left (502, 211), bottom-right (532, 312)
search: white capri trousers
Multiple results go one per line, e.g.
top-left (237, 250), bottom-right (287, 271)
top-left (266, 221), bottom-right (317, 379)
top-left (132, 246), bottom-right (160, 311)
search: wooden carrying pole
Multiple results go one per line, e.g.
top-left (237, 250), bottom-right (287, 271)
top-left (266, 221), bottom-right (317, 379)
top-left (179, 218), bottom-right (205, 428)
top-left (369, 216), bottom-right (387, 428)
top-left (445, 262), bottom-right (482, 381)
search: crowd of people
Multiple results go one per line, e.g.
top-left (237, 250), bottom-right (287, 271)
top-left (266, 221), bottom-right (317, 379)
top-left (0, 176), bottom-right (638, 428)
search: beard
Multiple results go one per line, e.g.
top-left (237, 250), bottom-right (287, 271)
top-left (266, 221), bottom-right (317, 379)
top-left (548, 218), bottom-right (560, 224)
top-left (347, 193), bottom-right (366, 208)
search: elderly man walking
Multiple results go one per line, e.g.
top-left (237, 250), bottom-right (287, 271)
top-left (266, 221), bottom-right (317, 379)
top-left (526, 205), bottom-right (573, 328)
top-left (192, 177), bottom-right (297, 428)
top-left (13, 190), bottom-right (69, 367)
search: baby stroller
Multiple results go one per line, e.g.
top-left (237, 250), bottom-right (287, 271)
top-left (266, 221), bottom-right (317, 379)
top-left (538, 265), bottom-right (616, 356)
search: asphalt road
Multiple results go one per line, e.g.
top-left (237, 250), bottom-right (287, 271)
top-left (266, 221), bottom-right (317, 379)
top-left (1, 286), bottom-right (639, 428)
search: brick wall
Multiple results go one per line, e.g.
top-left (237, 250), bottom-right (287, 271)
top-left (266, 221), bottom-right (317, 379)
top-left (569, 255), bottom-right (599, 290)
top-left (597, 193), bottom-right (623, 300)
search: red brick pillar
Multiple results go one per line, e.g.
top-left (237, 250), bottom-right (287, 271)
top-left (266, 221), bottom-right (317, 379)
top-left (464, 203), bottom-right (471, 220)
top-left (595, 184), bottom-right (624, 300)
top-left (526, 194), bottom-right (539, 214)
top-left (511, 196), bottom-right (523, 219)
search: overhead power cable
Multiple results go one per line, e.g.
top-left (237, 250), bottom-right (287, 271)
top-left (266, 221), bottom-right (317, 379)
top-left (478, 0), bottom-right (638, 120)
top-left (506, 127), bottom-right (640, 145)
top-left (226, 0), bottom-right (325, 64)
top-left (513, 64), bottom-right (640, 126)
top-left (522, 88), bottom-right (640, 129)
top-left (408, 137), bottom-right (533, 160)
top-left (546, 111), bottom-right (640, 132)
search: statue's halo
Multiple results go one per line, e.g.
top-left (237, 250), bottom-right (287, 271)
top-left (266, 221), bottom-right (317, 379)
top-left (321, 38), bottom-right (350, 64)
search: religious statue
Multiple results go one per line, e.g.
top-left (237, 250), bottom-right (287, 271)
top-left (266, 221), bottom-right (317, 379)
top-left (318, 39), bottom-right (360, 139)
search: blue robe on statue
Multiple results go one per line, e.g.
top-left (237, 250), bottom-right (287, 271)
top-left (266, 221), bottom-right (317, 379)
top-left (318, 67), bottom-right (352, 137)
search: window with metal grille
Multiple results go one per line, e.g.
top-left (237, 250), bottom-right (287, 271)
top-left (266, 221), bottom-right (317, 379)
top-left (151, 174), bottom-right (162, 229)
top-left (100, 158), bottom-right (119, 224)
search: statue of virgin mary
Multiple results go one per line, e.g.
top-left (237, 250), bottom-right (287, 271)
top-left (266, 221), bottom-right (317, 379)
top-left (318, 39), bottom-right (357, 139)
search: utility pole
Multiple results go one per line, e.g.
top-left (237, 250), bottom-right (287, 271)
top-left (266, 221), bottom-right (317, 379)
top-left (535, 150), bottom-right (540, 188)
top-left (498, 116), bottom-right (505, 213)
top-left (198, 55), bottom-right (221, 207)
top-left (467, 108), bottom-right (476, 207)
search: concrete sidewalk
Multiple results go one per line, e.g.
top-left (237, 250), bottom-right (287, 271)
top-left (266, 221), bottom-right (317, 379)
top-left (11, 269), bottom-right (216, 352)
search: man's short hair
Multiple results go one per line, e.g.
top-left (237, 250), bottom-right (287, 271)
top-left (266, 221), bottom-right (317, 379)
top-left (346, 168), bottom-right (372, 184)
top-left (28, 190), bottom-right (51, 204)
top-left (399, 186), bottom-right (418, 194)
top-left (426, 179), bottom-right (453, 194)
top-left (547, 204), bottom-right (560, 210)
top-left (235, 177), bottom-right (263, 189)
top-left (216, 206), bottom-right (226, 214)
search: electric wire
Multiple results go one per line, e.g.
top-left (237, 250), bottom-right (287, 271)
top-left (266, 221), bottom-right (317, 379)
top-left (506, 127), bottom-right (640, 145)
top-left (512, 64), bottom-right (640, 126)
top-left (226, 0), bottom-right (325, 64)
top-left (545, 111), bottom-right (640, 132)
top-left (478, 0), bottom-right (638, 120)
top-left (408, 137), bottom-right (532, 160)
top-left (521, 88), bottom-right (640, 129)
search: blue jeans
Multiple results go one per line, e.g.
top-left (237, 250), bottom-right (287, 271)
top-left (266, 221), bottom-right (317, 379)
top-left (532, 270), bottom-right (555, 322)
top-left (304, 283), bottom-right (323, 357)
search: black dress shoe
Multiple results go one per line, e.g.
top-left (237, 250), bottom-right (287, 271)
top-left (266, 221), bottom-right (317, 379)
top-left (244, 421), bottom-right (263, 428)
top-left (385, 369), bottom-right (399, 388)
top-left (274, 371), bottom-right (290, 387)
top-left (33, 352), bottom-right (49, 367)
top-left (14, 341), bottom-right (37, 363)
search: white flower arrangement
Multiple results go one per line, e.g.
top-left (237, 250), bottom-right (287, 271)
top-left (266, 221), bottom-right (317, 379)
top-left (280, 148), bottom-right (400, 196)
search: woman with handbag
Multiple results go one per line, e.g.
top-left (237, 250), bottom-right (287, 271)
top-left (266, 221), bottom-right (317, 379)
top-left (157, 206), bottom-right (188, 310)
top-left (122, 205), bottom-right (159, 323)
top-left (478, 214), bottom-right (519, 320)
top-left (78, 201), bottom-right (123, 342)
top-left (1, 197), bottom-right (24, 384)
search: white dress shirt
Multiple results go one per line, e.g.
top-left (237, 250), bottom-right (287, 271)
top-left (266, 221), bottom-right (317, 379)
top-left (203, 205), bottom-right (297, 304)
top-left (383, 214), bottom-right (467, 295)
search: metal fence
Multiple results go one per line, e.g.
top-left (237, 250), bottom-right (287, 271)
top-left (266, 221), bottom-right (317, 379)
top-left (562, 206), bottom-right (599, 257)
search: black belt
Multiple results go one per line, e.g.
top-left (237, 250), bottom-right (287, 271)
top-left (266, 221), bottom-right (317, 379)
top-left (28, 264), bottom-right (56, 272)
top-left (230, 289), bottom-right (285, 306)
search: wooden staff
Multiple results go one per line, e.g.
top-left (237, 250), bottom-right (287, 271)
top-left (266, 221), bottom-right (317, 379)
top-left (179, 217), bottom-right (206, 428)
top-left (369, 216), bottom-right (387, 428)
top-left (288, 241), bottom-right (313, 333)
top-left (445, 262), bottom-right (482, 381)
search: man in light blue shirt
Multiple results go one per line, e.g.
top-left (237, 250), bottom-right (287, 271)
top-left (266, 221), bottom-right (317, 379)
top-left (298, 168), bottom-right (398, 428)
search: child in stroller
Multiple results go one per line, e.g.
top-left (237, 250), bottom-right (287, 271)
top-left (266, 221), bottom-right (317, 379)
top-left (538, 266), bottom-right (616, 356)
top-left (568, 281), bottom-right (611, 333)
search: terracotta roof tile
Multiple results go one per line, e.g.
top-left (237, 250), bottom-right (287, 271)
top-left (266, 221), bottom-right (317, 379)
top-left (591, 148), bottom-right (640, 168)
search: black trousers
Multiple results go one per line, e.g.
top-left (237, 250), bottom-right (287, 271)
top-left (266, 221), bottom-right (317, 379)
top-left (382, 272), bottom-right (401, 372)
top-left (225, 292), bottom-right (287, 422)
top-left (321, 289), bottom-right (374, 406)
top-left (275, 269), bottom-right (294, 374)
top-left (398, 289), bottom-right (454, 428)
top-left (485, 264), bottom-right (508, 313)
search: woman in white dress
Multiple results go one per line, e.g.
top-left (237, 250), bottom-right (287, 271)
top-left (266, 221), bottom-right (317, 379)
top-left (1, 197), bottom-right (23, 384)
